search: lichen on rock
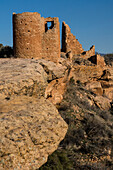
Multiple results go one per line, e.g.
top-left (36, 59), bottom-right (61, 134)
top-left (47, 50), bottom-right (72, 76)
top-left (0, 96), bottom-right (68, 169)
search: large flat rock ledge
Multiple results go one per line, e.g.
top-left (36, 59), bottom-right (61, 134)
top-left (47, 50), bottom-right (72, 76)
top-left (0, 96), bottom-right (68, 169)
top-left (0, 58), bottom-right (68, 169)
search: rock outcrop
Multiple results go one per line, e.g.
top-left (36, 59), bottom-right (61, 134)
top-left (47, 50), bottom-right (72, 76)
top-left (85, 81), bottom-right (103, 96)
top-left (0, 59), bottom-right (48, 98)
top-left (59, 54), bottom-right (113, 109)
top-left (0, 53), bottom-right (113, 169)
top-left (0, 59), bottom-right (68, 169)
top-left (40, 76), bottom-right (113, 169)
top-left (0, 96), bottom-right (68, 170)
top-left (38, 59), bottom-right (67, 81)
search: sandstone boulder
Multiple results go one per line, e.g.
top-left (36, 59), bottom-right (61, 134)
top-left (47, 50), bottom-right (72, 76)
top-left (38, 59), bottom-right (67, 81)
top-left (100, 69), bottom-right (111, 80)
top-left (85, 81), bottom-right (103, 95)
top-left (0, 96), bottom-right (68, 169)
top-left (0, 58), bottom-right (68, 169)
top-left (70, 65), bottom-right (104, 84)
top-left (94, 96), bottom-right (111, 110)
top-left (45, 78), bottom-right (66, 105)
top-left (0, 59), bottom-right (48, 98)
top-left (103, 87), bottom-right (113, 100)
top-left (100, 80), bottom-right (113, 88)
top-left (45, 68), bottom-right (71, 105)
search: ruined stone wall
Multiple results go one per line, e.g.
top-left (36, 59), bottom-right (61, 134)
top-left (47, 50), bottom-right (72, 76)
top-left (42, 17), bottom-right (60, 63)
top-left (81, 45), bottom-right (95, 59)
top-left (88, 54), bottom-right (105, 66)
top-left (13, 12), bottom-right (60, 62)
top-left (62, 21), bottom-right (84, 55)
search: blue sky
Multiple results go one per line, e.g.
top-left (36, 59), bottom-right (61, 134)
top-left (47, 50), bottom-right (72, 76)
top-left (0, 0), bottom-right (113, 53)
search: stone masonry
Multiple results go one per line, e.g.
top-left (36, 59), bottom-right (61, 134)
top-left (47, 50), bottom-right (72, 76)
top-left (88, 54), bottom-right (105, 66)
top-left (13, 12), bottom-right (60, 63)
top-left (62, 21), bottom-right (84, 55)
top-left (81, 45), bottom-right (95, 59)
top-left (13, 12), bottom-right (100, 64)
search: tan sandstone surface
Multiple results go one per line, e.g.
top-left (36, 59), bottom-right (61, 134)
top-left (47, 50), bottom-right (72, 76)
top-left (0, 55), bottom-right (113, 169)
top-left (0, 58), bottom-right (68, 169)
top-left (0, 58), bottom-right (48, 98)
top-left (0, 96), bottom-right (68, 170)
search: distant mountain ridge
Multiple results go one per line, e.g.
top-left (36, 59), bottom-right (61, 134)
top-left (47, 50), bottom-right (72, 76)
top-left (95, 52), bottom-right (105, 56)
top-left (96, 52), bottom-right (113, 56)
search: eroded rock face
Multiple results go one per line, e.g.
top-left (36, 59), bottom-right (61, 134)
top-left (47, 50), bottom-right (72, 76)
top-left (0, 58), bottom-right (69, 106)
top-left (45, 78), bottom-right (67, 105)
top-left (70, 65), bottom-right (104, 84)
top-left (38, 59), bottom-right (67, 81)
top-left (0, 54), bottom-right (112, 169)
top-left (85, 81), bottom-right (103, 96)
top-left (45, 68), bottom-right (71, 105)
top-left (0, 96), bottom-right (68, 169)
top-left (94, 96), bottom-right (111, 110)
top-left (0, 59), bottom-right (48, 98)
top-left (0, 58), bottom-right (68, 169)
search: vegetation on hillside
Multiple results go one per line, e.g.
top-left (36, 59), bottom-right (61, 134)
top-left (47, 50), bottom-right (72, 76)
top-left (40, 78), bottom-right (113, 170)
top-left (0, 45), bottom-right (13, 58)
top-left (0, 44), bottom-right (3, 48)
top-left (104, 53), bottom-right (113, 66)
top-left (0, 45), bottom-right (113, 169)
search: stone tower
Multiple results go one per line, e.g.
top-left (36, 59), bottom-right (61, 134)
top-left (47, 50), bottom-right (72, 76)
top-left (13, 12), bottom-right (60, 63)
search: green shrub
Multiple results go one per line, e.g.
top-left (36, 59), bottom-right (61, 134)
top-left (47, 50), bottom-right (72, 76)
top-left (40, 79), bottom-right (113, 169)
top-left (39, 150), bottom-right (73, 170)
top-left (104, 53), bottom-right (113, 65)
top-left (0, 46), bottom-right (14, 58)
top-left (0, 44), bottom-right (3, 48)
